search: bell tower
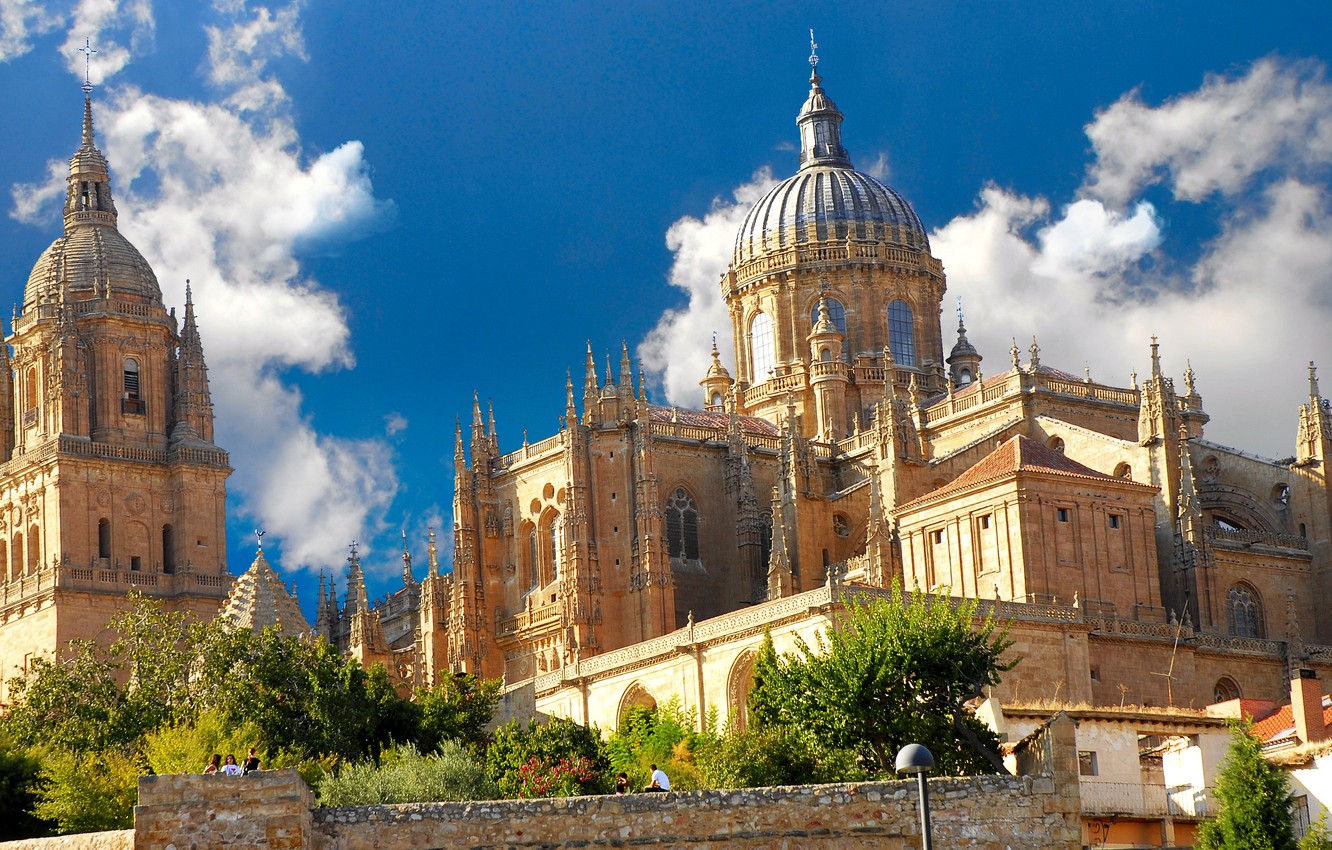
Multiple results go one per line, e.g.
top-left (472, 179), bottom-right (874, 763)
top-left (0, 89), bottom-right (232, 690)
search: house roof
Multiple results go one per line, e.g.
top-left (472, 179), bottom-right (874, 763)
top-left (1251, 693), bottom-right (1332, 746)
top-left (897, 434), bottom-right (1155, 511)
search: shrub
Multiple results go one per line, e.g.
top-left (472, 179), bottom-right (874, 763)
top-left (32, 747), bottom-right (143, 834)
top-left (316, 741), bottom-right (497, 806)
top-left (486, 717), bottom-right (608, 797)
top-left (695, 723), bottom-right (865, 789)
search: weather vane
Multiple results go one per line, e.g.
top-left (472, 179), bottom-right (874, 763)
top-left (78, 38), bottom-right (97, 95)
top-left (809, 29), bottom-right (819, 70)
top-left (254, 529), bottom-right (266, 550)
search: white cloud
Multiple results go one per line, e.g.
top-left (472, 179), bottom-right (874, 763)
top-left (638, 168), bottom-right (777, 406)
top-left (10, 0), bottom-right (400, 572)
top-left (59, 0), bottom-right (154, 83)
top-left (934, 58), bottom-right (1332, 458)
top-left (864, 151), bottom-right (890, 181)
top-left (1085, 58), bottom-right (1332, 206)
top-left (0, 0), bottom-right (62, 61)
top-left (384, 412), bottom-right (408, 437)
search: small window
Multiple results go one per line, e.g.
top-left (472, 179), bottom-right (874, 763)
top-left (130, 556), bottom-right (141, 572)
top-left (123, 358), bottom-right (141, 399)
top-left (1090, 666), bottom-right (1100, 682)
top-left (1079, 751), bottom-right (1098, 777)
top-left (931, 529), bottom-right (945, 545)
top-left (1108, 515), bottom-right (1122, 530)
top-left (1057, 508), bottom-right (1070, 523)
top-left (978, 514), bottom-right (991, 530)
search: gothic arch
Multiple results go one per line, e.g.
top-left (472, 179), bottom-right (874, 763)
top-left (1226, 582), bottom-right (1265, 639)
top-left (1214, 676), bottom-right (1242, 702)
top-left (537, 508), bottom-right (562, 586)
top-left (616, 682), bottom-right (658, 727)
top-left (1199, 485), bottom-right (1281, 534)
top-left (664, 485), bottom-right (701, 562)
top-left (727, 649), bottom-right (759, 731)
top-left (749, 311), bottom-right (775, 382)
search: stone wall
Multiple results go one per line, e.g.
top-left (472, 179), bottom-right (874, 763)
top-left (4, 715), bottom-right (1080, 850)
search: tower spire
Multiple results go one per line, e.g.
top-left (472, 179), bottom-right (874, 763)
top-left (796, 36), bottom-right (851, 169)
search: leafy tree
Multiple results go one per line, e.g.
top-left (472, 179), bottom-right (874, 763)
top-left (605, 700), bottom-right (704, 790)
top-left (0, 736), bottom-right (52, 840)
top-left (486, 717), bottom-right (608, 797)
top-left (31, 748), bottom-right (143, 834)
top-left (748, 583), bottom-right (1015, 776)
top-left (1198, 722), bottom-right (1296, 850)
top-left (416, 673), bottom-right (503, 755)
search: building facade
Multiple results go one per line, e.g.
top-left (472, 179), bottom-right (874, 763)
top-left (0, 93), bottom-right (233, 696)
top-left (315, 53), bottom-right (1332, 714)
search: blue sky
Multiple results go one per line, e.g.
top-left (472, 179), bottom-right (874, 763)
top-left (2, 1), bottom-right (1331, 612)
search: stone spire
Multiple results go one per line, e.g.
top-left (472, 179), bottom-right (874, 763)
top-left (767, 485), bottom-right (794, 600)
top-left (218, 545), bottom-right (312, 638)
top-left (64, 93), bottom-right (118, 230)
top-left (171, 280), bottom-right (216, 445)
top-left (946, 298), bottom-right (982, 386)
top-left (427, 527), bottom-right (440, 576)
top-left (344, 541), bottom-right (370, 617)
top-left (797, 35), bottom-right (851, 169)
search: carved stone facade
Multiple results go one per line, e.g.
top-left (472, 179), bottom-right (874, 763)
top-left (347, 56), bottom-right (1332, 714)
top-left (0, 94), bottom-right (232, 695)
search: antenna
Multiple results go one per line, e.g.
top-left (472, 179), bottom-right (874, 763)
top-left (78, 38), bottom-right (97, 94)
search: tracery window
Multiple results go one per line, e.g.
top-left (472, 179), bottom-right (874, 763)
top-left (749, 312), bottom-right (775, 382)
top-left (809, 298), bottom-right (849, 362)
top-left (1213, 677), bottom-right (1242, 702)
top-left (887, 300), bottom-right (915, 366)
top-left (665, 488), bottom-right (700, 560)
top-left (1226, 584), bottom-right (1264, 639)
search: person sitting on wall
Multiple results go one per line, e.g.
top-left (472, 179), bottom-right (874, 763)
top-left (614, 772), bottom-right (630, 794)
top-left (644, 764), bottom-right (670, 792)
top-left (221, 754), bottom-right (242, 776)
top-left (242, 747), bottom-right (260, 775)
top-left (203, 754), bottom-right (221, 775)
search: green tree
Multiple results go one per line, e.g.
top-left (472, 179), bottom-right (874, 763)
top-left (485, 717), bottom-right (608, 797)
top-left (748, 583), bottom-right (1015, 776)
top-left (605, 699), bottom-right (705, 790)
top-left (0, 736), bottom-right (53, 840)
top-left (694, 723), bottom-right (865, 789)
top-left (1299, 809), bottom-right (1332, 850)
top-left (1198, 722), bottom-right (1296, 850)
top-left (416, 673), bottom-right (503, 755)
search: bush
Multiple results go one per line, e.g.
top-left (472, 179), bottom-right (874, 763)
top-left (32, 747), bottom-right (143, 834)
top-left (316, 742), bottom-right (498, 806)
top-left (695, 723), bottom-right (865, 789)
top-left (486, 717), bottom-right (608, 797)
top-left (605, 700), bottom-right (705, 791)
top-left (0, 736), bottom-right (52, 839)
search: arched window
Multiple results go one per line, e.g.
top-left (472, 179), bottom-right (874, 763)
top-left (550, 517), bottom-right (563, 582)
top-left (1227, 584), bottom-right (1264, 638)
top-left (665, 488), bottom-right (700, 560)
top-left (1114, 463), bottom-right (1133, 480)
top-left (123, 358), bottom-right (141, 399)
top-left (887, 300), bottom-right (916, 366)
top-left (11, 532), bottom-right (22, 580)
top-left (957, 368), bottom-right (973, 386)
top-left (749, 312), bottom-right (775, 382)
top-left (527, 527), bottom-right (538, 588)
top-left (1214, 677), bottom-right (1242, 703)
top-left (27, 524), bottom-right (39, 574)
top-left (24, 368), bottom-right (37, 412)
top-left (1048, 436), bottom-right (1065, 453)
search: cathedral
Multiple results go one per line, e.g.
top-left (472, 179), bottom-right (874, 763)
top-left (0, 90), bottom-right (232, 696)
top-left (6, 52), bottom-right (1332, 720)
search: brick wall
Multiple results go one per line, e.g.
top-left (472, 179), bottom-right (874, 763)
top-left (5, 715), bottom-right (1081, 850)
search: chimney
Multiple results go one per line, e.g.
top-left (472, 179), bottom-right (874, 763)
top-left (1292, 668), bottom-right (1327, 745)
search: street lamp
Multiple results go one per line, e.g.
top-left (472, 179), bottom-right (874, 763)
top-left (896, 743), bottom-right (935, 850)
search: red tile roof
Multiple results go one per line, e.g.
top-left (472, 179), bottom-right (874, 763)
top-left (1251, 695), bottom-right (1332, 745)
top-left (898, 434), bottom-right (1154, 510)
top-left (648, 404), bottom-right (781, 437)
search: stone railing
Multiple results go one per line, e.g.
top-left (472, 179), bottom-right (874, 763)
top-left (498, 433), bottom-right (564, 468)
top-left (1205, 526), bottom-right (1310, 552)
top-left (745, 372), bottom-right (804, 405)
top-left (731, 238), bottom-right (944, 283)
top-left (921, 369), bottom-right (1148, 427)
top-left (496, 599), bottom-right (563, 637)
top-left (0, 562), bottom-right (232, 610)
top-left (1081, 780), bottom-right (1170, 818)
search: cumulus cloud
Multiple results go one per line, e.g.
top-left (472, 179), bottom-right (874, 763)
top-left (59, 0), bottom-right (155, 82)
top-left (1085, 58), bottom-right (1332, 206)
top-left (638, 169), bottom-right (777, 406)
top-left (935, 59), bottom-right (1332, 458)
top-left (384, 412), bottom-right (408, 437)
top-left (9, 0), bottom-right (400, 573)
top-left (0, 0), bottom-right (62, 61)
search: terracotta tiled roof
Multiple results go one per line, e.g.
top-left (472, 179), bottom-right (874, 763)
top-left (648, 404), bottom-right (780, 436)
top-left (1251, 695), bottom-right (1332, 744)
top-left (898, 434), bottom-right (1152, 510)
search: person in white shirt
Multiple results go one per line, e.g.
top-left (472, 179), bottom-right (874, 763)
top-left (221, 754), bottom-right (242, 776)
top-left (646, 763), bottom-right (670, 792)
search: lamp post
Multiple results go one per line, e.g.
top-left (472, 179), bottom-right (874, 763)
top-left (896, 743), bottom-right (935, 850)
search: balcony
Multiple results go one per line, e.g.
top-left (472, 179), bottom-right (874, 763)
top-left (122, 397), bottom-right (147, 415)
top-left (1080, 781), bottom-right (1210, 820)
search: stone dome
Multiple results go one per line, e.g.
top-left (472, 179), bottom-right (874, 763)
top-left (23, 94), bottom-right (163, 311)
top-left (25, 225), bottom-right (162, 309)
top-left (731, 59), bottom-right (930, 270)
top-left (732, 167), bottom-right (929, 268)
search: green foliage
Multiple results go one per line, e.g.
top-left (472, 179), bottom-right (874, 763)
top-left (31, 748), bottom-right (142, 834)
top-left (605, 699), bottom-right (703, 790)
top-left (485, 717), bottom-right (609, 797)
top-left (316, 742), bottom-right (498, 806)
top-left (1300, 809), bottom-right (1332, 850)
top-left (748, 584), bottom-right (1015, 776)
top-left (416, 673), bottom-right (503, 755)
top-left (694, 723), bottom-right (866, 789)
top-left (1197, 722), bottom-right (1296, 850)
top-left (0, 736), bottom-right (52, 840)
top-left (140, 709), bottom-right (265, 775)
top-left (514, 754), bottom-right (600, 798)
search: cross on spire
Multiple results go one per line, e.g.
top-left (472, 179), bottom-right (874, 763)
top-left (348, 540), bottom-right (359, 561)
top-left (808, 29), bottom-right (819, 71)
top-left (78, 38), bottom-right (97, 94)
